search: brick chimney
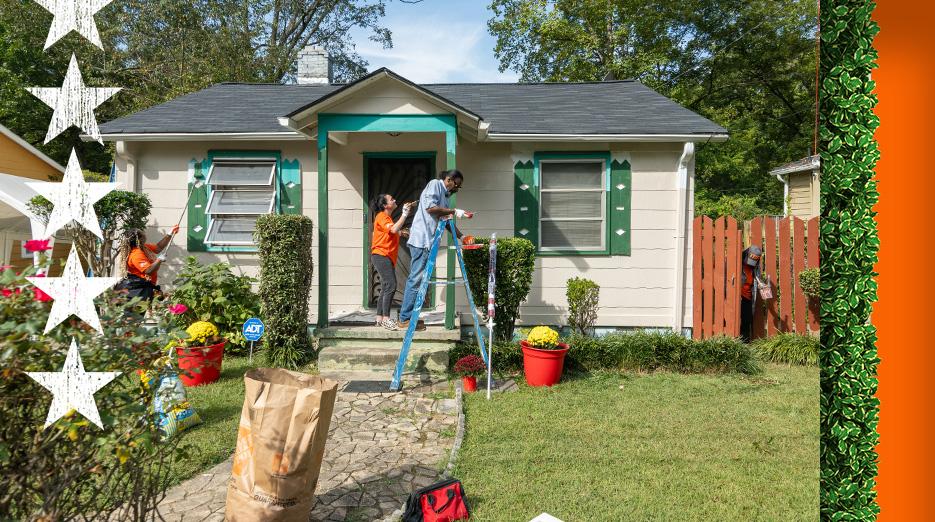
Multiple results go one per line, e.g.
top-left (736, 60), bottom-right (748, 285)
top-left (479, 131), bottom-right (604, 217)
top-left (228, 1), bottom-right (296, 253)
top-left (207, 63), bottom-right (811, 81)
top-left (297, 46), bottom-right (332, 84)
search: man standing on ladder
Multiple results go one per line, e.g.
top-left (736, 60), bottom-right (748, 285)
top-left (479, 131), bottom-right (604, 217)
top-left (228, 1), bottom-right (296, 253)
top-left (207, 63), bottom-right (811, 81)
top-left (398, 169), bottom-right (474, 331)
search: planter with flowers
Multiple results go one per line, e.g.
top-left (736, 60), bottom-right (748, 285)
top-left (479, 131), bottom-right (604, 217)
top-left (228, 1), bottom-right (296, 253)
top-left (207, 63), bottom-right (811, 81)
top-left (176, 321), bottom-right (226, 386)
top-left (520, 326), bottom-right (569, 387)
top-left (453, 355), bottom-right (487, 392)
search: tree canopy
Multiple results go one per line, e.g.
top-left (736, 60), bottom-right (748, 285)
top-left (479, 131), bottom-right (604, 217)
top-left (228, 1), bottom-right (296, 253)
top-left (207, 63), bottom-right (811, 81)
top-left (488, 0), bottom-right (818, 216)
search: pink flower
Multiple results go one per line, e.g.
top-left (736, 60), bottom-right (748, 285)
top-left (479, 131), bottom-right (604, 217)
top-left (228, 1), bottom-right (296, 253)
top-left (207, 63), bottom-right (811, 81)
top-left (31, 273), bottom-right (52, 302)
top-left (24, 239), bottom-right (52, 253)
top-left (168, 303), bottom-right (189, 315)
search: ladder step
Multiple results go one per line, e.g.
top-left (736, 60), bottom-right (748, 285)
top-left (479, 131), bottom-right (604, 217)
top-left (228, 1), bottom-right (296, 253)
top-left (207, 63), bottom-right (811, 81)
top-left (428, 279), bottom-right (466, 285)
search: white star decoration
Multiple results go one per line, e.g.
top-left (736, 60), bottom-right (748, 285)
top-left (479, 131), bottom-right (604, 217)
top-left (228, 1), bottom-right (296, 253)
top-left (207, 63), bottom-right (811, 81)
top-left (26, 338), bottom-right (120, 428)
top-left (27, 54), bottom-right (120, 144)
top-left (33, 0), bottom-right (114, 50)
top-left (27, 246), bottom-right (118, 334)
top-left (27, 149), bottom-right (118, 239)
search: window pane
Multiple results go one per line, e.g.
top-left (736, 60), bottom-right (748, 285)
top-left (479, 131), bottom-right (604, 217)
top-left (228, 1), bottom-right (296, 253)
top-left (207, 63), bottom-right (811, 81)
top-left (541, 220), bottom-right (603, 250)
top-left (207, 190), bottom-right (274, 215)
top-left (208, 161), bottom-right (275, 185)
top-left (206, 217), bottom-right (258, 245)
top-left (540, 161), bottom-right (603, 189)
top-left (541, 191), bottom-right (602, 219)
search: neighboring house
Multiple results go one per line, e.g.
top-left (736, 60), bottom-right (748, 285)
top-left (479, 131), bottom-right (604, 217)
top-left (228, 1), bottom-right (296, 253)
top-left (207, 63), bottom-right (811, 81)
top-left (0, 124), bottom-right (69, 272)
top-left (98, 47), bottom-right (728, 333)
top-left (770, 155), bottom-right (821, 218)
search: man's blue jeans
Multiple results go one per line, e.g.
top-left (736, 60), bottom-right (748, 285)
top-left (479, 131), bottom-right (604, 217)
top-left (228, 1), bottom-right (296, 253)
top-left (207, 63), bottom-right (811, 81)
top-left (399, 246), bottom-right (430, 323)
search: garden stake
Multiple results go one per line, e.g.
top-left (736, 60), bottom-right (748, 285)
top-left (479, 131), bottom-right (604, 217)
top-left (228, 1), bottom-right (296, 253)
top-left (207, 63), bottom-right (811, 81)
top-left (486, 233), bottom-right (497, 401)
top-left (390, 218), bottom-right (490, 391)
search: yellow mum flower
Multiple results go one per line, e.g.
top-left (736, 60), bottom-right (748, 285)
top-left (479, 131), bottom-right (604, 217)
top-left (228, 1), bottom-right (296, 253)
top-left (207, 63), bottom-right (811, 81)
top-left (526, 326), bottom-right (559, 349)
top-left (186, 321), bottom-right (219, 345)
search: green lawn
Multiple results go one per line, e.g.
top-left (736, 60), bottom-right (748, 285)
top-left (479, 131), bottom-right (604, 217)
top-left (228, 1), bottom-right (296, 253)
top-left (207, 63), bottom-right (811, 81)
top-left (454, 365), bottom-right (818, 521)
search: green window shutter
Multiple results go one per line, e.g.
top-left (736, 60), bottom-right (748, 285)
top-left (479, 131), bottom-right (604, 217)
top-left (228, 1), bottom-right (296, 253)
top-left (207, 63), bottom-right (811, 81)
top-left (514, 160), bottom-right (538, 247)
top-left (610, 159), bottom-right (632, 256)
top-left (280, 158), bottom-right (302, 214)
top-left (187, 158), bottom-right (208, 252)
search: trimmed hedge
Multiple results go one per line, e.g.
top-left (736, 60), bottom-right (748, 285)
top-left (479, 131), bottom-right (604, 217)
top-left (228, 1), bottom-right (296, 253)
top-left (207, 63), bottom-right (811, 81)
top-left (566, 277), bottom-right (599, 335)
top-left (462, 237), bottom-right (536, 342)
top-left (451, 331), bottom-right (761, 375)
top-left (753, 334), bottom-right (819, 366)
top-left (255, 214), bottom-right (314, 369)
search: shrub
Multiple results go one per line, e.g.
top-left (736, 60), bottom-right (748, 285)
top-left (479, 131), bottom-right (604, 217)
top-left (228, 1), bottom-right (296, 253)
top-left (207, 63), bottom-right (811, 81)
top-left (566, 277), bottom-right (599, 334)
top-left (452, 355), bottom-right (487, 377)
top-left (463, 237), bottom-right (536, 342)
top-left (0, 267), bottom-right (184, 519)
top-left (449, 342), bottom-right (524, 374)
top-left (254, 214), bottom-right (314, 369)
top-left (168, 257), bottom-right (260, 353)
top-left (752, 334), bottom-right (819, 366)
top-left (799, 267), bottom-right (820, 299)
top-left (29, 190), bottom-right (152, 276)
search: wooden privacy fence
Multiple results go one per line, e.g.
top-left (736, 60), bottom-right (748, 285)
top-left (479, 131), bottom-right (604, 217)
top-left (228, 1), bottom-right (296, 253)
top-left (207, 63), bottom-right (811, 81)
top-left (693, 215), bottom-right (820, 340)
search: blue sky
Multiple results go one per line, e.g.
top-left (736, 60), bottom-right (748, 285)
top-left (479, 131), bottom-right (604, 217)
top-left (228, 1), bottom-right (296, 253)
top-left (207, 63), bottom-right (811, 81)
top-left (347, 0), bottom-right (520, 83)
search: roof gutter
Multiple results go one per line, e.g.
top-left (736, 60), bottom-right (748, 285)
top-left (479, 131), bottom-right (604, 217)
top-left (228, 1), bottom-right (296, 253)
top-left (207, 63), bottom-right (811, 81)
top-left (484, 132), bottom-right (728, 143)
top-left (773, 173), bottom-right (789, 216)
top-left (93, 132), bottom-right (310, 142)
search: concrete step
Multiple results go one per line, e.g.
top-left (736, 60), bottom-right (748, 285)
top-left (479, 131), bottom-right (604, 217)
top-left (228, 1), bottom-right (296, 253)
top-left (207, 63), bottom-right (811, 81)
top-left (318, 343), bottom-right (449, 375)
top-left (317, 324), bottom-right (461, 341)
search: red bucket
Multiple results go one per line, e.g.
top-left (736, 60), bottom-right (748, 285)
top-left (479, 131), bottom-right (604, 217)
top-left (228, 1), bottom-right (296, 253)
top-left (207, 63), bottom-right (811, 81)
top-left (521, 341), bottom-right (570, 387)
top-left (176, 340), bottom-right (226, 386)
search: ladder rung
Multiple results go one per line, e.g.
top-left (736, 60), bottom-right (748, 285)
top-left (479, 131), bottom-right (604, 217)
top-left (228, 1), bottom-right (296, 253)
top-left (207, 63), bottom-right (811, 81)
top-left (428, 279), bottom-right (466, 285)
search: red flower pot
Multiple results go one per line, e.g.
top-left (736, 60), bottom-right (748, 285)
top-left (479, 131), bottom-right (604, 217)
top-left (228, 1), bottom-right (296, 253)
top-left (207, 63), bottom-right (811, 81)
top-left (462, 375), bottom-right (478, 392)
top-left (176, 340), bottom-right (226, 386)
top-left (521, 340), bottom-right (570, 387)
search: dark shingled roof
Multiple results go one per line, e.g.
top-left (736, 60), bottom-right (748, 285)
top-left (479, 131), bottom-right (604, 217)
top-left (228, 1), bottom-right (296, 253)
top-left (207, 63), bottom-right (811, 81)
top-left (99, 78), bottom-right (727, 137)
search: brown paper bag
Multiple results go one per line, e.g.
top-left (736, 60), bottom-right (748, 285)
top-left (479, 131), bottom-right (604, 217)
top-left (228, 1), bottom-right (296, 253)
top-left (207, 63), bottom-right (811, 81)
top-left (225, 368), bottom-right (338, 521)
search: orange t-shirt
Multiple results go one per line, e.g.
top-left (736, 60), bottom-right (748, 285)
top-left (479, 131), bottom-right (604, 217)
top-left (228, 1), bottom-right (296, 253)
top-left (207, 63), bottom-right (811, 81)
top-left (741, 265), bottom-right (754, 300)
top-left (128, 243), bottom-right (160, 284)
top-left (371, 213), bottom-right (400, 265)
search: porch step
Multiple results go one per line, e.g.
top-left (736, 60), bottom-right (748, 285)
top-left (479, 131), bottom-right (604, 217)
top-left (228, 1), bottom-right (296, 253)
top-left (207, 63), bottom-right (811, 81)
top-left (316, 325), bottom-right (462, 381)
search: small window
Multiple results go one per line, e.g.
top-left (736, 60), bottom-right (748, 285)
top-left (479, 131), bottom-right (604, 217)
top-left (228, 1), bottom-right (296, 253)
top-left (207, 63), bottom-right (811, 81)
top-left (205, 159), bottom-right (277, 246)
top-left (539, 160), bottom-right (606, 251)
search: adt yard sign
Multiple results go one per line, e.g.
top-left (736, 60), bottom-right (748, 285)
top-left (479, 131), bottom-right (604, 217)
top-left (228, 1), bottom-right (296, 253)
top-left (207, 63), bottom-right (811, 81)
top-left (243, 318), bottom-right (264, 342)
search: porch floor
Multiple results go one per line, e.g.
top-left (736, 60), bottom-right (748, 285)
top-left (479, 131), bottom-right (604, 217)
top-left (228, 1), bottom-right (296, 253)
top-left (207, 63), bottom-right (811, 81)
top-left (328, 309), bottom-right (447, 326)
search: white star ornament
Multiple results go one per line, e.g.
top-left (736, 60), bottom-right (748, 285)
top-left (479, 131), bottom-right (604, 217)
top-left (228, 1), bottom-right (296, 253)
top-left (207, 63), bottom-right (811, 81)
top-left (27, 246), bottom-right (118, 334)
top-left (33, 0), bottom-right (114, 50)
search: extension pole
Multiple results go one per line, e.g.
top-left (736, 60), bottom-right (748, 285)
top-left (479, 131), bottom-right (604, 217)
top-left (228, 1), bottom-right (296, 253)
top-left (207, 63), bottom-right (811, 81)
top-left (486, 234), bottom-right (497, 401)
top-left (158, 183), bottom-right (198, 258)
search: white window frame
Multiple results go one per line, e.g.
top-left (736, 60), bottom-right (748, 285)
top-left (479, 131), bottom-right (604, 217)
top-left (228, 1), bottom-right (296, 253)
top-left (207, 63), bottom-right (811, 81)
top-left (204, 157), bottom-right (278, 247)
top-left (538, 158), bottom-right (607, 252)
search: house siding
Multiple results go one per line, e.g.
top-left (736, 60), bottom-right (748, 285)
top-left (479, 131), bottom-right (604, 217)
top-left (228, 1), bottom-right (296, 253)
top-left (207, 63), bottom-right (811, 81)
top-left (788, 169), bottom-right (820, 218)
top-left (0, 133), bottom-right (60, 181)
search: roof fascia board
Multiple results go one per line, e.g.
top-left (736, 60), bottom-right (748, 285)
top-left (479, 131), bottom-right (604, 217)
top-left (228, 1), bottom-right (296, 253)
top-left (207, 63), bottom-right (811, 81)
top-left (769, 158), bottom-right (822, 176)
top-left (95, 132), bottom-right (310, 142)
top-left (485, 133), bottom-right (729, 143)
top-left (0, 124), bottom-right (65, 172)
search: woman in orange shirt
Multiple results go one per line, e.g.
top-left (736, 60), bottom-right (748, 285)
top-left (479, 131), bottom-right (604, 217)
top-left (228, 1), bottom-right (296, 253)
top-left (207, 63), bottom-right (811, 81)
top-left (116, 225), bottom-right (179, 303)
top-left (370, 194), bottom-right (412, 330)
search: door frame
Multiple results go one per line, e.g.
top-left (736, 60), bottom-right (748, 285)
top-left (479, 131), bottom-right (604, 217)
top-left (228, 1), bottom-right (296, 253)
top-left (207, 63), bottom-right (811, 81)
top-left (362, 151), bottom-right (437, 309)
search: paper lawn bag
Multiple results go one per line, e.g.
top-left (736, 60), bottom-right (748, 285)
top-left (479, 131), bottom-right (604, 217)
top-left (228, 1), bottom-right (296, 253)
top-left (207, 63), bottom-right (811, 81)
top-left (225, 369), bottom-right (338, 521)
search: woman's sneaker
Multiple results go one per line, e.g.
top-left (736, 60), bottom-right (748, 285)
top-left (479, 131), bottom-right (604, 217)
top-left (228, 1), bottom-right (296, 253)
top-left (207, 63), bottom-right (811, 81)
top-left (382, 319), bottom-right (400, 331)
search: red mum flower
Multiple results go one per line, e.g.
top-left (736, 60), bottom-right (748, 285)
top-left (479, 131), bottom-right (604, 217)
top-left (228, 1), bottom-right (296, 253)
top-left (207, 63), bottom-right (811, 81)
top-left (24, 239), bottom-right (52, 253)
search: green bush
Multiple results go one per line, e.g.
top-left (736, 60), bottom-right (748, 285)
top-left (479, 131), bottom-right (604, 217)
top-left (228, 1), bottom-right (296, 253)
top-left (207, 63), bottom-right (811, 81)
top-left (463, 237), bottom-right (536, 342)
top-left (255, 214), bottom-right (314, 369)
top-left (451, 331), bottom-right (762, 376)
top-left (566, 277), bottom-right (599, 335)
top-left (168, 257), bottom-right (260, 353)
top-left (752, 334), bottom-right (819, 366)
top-left (0, 268), bottom-right (184, 519)
top-left (798, 267), bottom-right (820, 299)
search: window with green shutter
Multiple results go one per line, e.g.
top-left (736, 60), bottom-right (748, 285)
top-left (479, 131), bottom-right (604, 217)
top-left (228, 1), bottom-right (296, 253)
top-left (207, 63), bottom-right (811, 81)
top-left (513, 152), bottom-right (631, 256)
top-left (186, 151), bottom-right (300, 252)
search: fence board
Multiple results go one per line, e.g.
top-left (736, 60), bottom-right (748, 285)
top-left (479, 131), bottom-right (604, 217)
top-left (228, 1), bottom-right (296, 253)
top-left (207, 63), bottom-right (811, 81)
top-left (702, 216), bottom-right (714, 339)
top-left (726, 219), bottom-right (740, 336)
top-left (713, 217), bottom-right (725, 334)
top-left (807, 216), bottom-right (820, 332)
top-left (765, 217), bottom-right (779, 336)
top-left (779, 218), bottom-right (792, 332)
top-left (750, 217), bottom-right (765, 339)
top-left (692, 216), bottom-right (703, 339)
top-left (793, 217), bottom-right (807, 334)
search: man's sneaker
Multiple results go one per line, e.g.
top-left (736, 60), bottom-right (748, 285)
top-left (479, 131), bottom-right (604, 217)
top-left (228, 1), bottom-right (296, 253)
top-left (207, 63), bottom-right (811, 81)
top-left (382, 319), bottom-right (400, 331)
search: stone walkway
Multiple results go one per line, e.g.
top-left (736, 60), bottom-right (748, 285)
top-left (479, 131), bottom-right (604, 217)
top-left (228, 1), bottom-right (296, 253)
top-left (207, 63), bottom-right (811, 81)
top-left (156, 382), bottom-right (460, 522)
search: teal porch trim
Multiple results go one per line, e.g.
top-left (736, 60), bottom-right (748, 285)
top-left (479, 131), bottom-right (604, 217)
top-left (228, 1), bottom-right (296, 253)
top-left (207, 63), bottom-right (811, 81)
top-left (533, 151), bottom-right (613, 256)
top-left (316, 114), bottom-right (458, 328)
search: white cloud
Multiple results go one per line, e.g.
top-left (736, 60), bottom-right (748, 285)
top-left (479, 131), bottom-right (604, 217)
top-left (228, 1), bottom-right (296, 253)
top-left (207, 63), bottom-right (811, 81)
top-left (353, 18), bottom-right (519, 83)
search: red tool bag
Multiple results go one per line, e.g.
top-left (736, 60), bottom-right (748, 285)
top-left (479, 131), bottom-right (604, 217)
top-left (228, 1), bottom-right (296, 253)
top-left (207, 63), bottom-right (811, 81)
top-left (402, 478), bottom-right (471, 522)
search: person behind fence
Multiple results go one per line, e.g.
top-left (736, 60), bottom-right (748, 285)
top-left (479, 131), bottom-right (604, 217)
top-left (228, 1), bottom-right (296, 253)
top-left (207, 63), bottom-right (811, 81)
top-left (740, 245), bottom-right (764, 342)
top-left (115, 225), bottom-right (179, 303)
top-left (398, 169), bottom-right (474, 331)
top-left (370, 194), bottom-right (413, 331)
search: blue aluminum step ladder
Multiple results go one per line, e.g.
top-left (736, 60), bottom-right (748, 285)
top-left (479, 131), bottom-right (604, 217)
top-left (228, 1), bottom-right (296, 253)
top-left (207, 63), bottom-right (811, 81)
top-left (390, 218), bottom-right (489, 391)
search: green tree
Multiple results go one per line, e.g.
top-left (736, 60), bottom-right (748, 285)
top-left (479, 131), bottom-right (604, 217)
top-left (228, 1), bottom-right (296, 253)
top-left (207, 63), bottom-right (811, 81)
top-left (487, 0), bottom-right (818, 216)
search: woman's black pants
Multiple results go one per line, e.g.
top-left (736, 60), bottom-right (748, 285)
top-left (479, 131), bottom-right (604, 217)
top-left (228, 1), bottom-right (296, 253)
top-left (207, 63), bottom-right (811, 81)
top-left (371, 254), bottom-right (396, 318)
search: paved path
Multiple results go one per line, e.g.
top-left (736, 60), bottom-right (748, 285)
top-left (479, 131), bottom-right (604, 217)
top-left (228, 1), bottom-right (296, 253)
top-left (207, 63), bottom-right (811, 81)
top-left (156, 382), bottom-right (459, 522)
